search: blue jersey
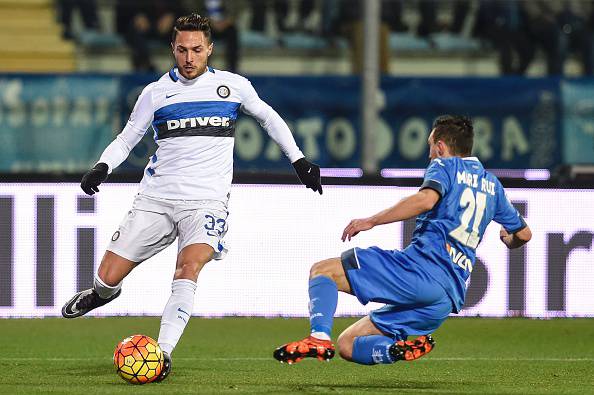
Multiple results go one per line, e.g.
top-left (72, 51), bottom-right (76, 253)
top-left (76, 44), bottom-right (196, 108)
top-left (403, 157), bottom-right (526, 312)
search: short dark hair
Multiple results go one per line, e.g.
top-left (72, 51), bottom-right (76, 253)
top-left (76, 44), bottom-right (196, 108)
top-left (171, 13), bottom-right (211, 44)
top-left (432, 115), bottom-right (474, 156)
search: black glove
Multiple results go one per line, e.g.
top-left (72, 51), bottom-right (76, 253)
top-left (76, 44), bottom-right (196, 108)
top-left (292, 158), bottom-right (323, 195)
top-left (80, 162), bottom-right (109, 195)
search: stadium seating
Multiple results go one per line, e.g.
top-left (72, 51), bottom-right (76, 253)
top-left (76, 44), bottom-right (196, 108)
top-left (70, 2), bottom-right (573, 77)
top-left (0, 0), bottom-right (76, 72)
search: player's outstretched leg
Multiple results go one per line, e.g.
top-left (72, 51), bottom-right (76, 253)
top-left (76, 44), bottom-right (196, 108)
top-left (274, 259), bottom-right (346, 364)
top-left (273, 336), bottom-right (335, 364)
top-left (153, 351), bottom-right (172, 383)
top-left (389, 334), bottom-right (435, 362)
top-left (61, 275), bottom-right (121, 318)
top-left (62, 252), bottom-right (134, 318)
top-left (348, 334), bottom-right (436, 365)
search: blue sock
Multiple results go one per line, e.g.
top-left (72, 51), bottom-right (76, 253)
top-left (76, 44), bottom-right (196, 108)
top-left (308, 276), bottom-right (338, 337)
top-left (352, 335), bottom-right (396, 365)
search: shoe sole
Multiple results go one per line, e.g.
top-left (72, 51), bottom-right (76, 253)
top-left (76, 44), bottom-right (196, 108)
top-left (390, 335), bottom-right (435, 362)
top-left (273, 344), bottom-right (335, 364)
top-left (152, 353), bottom-right (171, 383)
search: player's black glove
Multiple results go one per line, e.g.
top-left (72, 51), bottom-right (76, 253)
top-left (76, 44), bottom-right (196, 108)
top-left (292, 158), bottom-right (323, 195)
top-left (80, 162), bottom-right (109, 195)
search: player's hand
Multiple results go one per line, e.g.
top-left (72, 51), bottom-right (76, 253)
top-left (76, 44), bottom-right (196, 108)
top-left (342, 218), bottom-right (375, 242)
top-left (292, 158), bottom-right (323, 195)
top-left (80, 162), bottom-right (109, 195)
top-left (499, 227), bottom-right (509, 241)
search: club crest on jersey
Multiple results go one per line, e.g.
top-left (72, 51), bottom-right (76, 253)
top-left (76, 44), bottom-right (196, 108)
top-left (167, 116), bottom-right (231, 130)
top-left (217, 85), bottom-right (230, 98)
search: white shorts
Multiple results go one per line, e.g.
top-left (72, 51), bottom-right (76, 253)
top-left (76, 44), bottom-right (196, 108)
top-left (107, 194), bottom-right (229, 263)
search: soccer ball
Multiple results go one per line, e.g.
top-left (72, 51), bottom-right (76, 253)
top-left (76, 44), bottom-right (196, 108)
top-left (113, 334), bottom-right (164, 384)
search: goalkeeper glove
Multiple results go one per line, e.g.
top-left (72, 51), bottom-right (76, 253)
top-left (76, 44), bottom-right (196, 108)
top-left (292, 158), bottom-right (323, 195)
top-left (80, 162), bottom-right (109, 195)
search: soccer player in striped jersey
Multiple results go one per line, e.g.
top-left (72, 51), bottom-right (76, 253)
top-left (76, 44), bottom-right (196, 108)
top-left (61, 13), bottom-right (322, 382)
top-left (274, 115), bottom-right (532, 365)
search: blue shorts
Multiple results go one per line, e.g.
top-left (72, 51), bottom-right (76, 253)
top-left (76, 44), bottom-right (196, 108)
top-left (341, 246), bottom-right (453, 340)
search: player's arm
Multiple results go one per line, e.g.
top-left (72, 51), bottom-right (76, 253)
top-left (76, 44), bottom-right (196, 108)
top-left (499, 226), bottom-right (532, 249)
top-left (239, 78), bottom-right (322, 194)
top-left (494, 181), bottom-right (532, 249)
top-left (342, 158), bottom-right (448, 241)
top-left (341, 188), bottom-right (440, 241)
top-left (80, 85), bottom-right (155, 195)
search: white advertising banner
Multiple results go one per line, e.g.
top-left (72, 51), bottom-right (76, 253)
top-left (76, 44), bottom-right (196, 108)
top-left (0, 183), bottom-right (592, 318)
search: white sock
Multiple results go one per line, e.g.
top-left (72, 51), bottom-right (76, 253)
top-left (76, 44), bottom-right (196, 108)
top-left (93, 274), bottom-right (122, 299)
top-left (158, 279), bottom-right (197, 355)
top-left (311, 331), bottom-right (331, 341)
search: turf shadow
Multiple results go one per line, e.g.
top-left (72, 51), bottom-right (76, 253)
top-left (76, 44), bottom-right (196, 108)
top-left (288, 380), bottom-right (460, 391)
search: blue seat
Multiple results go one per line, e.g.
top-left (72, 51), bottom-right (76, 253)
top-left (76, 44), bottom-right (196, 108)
top-left (77, 30), bottom-right (124, 49)
top-left (430, 33), bottom-right (481, 52)
top-left (240, 30), bottom-right (278, 50)
top-left (281, 32), bottom-right (329, 50)
top-left (389, 33), bottom-right (431, 51)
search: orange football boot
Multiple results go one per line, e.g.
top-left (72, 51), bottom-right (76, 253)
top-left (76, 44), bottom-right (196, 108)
top-left (273, 336), bottom-right (335, 364)
top-left (389, 334), bottom-right (435, 361)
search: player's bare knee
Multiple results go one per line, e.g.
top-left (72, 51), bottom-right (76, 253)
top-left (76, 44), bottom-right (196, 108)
top-left (337, 332), bottom-right (354, 361)
top-left (309, 260), bottom-right (325, 279)
top-left (310, 258), bottom-right (351, 293)
top-left (309, 259), bottom-right (338, 282)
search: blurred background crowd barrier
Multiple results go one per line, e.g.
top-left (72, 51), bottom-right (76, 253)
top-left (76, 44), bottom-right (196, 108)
top-left (1, 74), bottom-right (593, 175)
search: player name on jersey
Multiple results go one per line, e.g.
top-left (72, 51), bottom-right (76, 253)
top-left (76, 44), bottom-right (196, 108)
top-left (456, 170), bottom-right (495, 196)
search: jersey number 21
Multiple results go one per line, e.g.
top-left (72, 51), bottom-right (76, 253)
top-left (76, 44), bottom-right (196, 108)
top-left (449, 188), bottom-right (487, 249)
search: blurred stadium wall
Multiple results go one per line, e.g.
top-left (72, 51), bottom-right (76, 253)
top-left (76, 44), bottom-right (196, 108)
top-left (0, 0), bottom-right (593, 318)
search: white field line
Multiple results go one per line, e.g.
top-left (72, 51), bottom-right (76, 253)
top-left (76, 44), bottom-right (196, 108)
top-left (1, 357), bottom-right (593, 362)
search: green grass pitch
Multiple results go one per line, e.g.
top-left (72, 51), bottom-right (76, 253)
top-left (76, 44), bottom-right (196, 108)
top-left (0, 317), bottom-right (592, 394)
